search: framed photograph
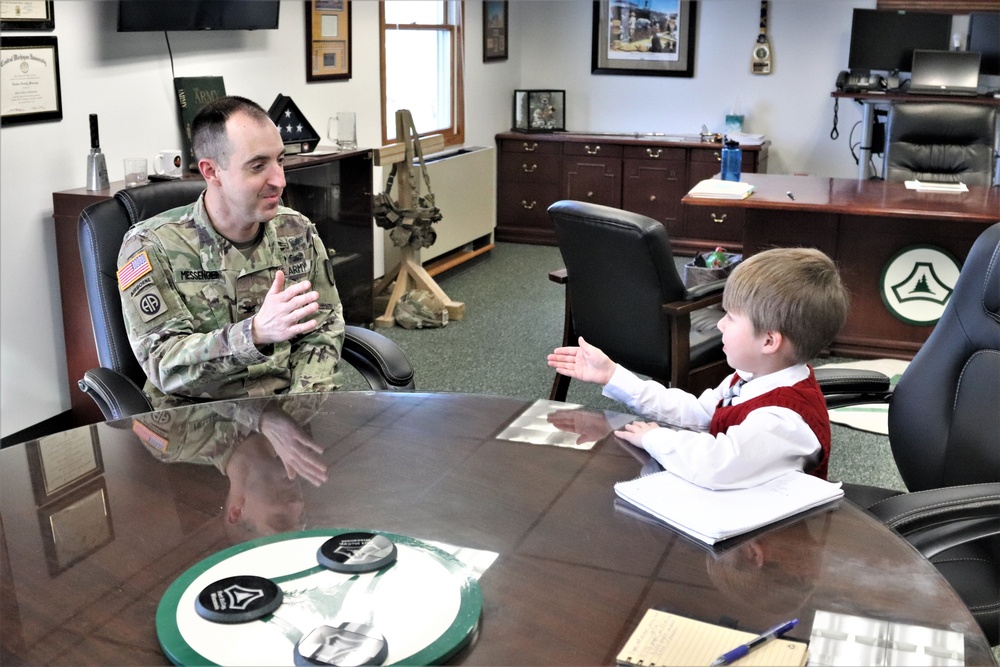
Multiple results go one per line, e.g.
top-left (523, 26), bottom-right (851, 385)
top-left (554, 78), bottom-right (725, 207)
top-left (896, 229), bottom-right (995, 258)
top-left (483, 0), bottom-right (508, 62)
top-left (0, 35), bottom-right (62, 126)
top-left (0, 0), bottom-right (55, 31)
top-left (591, 0), bottom-right (698, 78)
top-left (306, 0), bottom-right (351, 82)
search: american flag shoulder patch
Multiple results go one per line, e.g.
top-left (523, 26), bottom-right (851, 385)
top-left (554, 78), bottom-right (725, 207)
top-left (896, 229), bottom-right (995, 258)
top-left (132, 420), bottom-right (169, 452)
top-left (118, 251), bottom-right (153, 290)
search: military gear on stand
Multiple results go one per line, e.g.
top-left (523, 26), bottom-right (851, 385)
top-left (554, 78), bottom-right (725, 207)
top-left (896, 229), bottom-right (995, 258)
top-left (373, 113), bottom-right (442, 250)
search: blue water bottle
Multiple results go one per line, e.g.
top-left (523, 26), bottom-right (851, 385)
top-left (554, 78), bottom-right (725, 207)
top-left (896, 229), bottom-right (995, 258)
top-left (721, 138), bottom-right (742, 182)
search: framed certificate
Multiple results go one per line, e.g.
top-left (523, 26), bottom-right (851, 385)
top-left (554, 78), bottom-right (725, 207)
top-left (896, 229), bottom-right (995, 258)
top-left (0, 0), bottom-right (55, 31)
top-left (0, 36), bottom-right (63, 126)
top-left (306, 0), bottom-right (352, 82)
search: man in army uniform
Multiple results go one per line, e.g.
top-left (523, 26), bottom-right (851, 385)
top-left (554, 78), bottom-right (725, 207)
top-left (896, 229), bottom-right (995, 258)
top-left (117, 96), bottom-right (344, 408)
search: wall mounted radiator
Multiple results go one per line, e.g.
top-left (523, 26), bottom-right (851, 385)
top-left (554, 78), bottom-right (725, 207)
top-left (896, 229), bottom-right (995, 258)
top-left (379, 145), bottom-right (496, 276)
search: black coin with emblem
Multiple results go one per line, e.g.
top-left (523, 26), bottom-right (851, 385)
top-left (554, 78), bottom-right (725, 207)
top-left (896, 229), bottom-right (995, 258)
top-left (317, 532), bottom-right (397, 574)
top-left (195, 574), bottom-right (282, 624)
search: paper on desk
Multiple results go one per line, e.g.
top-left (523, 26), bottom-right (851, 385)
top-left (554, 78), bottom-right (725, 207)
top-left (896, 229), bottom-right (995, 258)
top-left (687, 178), bottom-right (755, 199)
top-left (614, 470), bottom-right (843, 545)
top-left (904, 180), bottom-right (968, 193)
top-left (726, 131), bottom-right (767, 146)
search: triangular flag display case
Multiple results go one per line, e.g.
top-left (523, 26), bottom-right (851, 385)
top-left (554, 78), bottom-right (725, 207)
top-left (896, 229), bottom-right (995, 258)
top-left (267, 94), bottom-right (320, 155)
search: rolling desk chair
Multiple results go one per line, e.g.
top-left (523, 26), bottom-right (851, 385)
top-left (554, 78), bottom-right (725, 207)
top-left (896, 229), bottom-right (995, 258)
top-left (78, 180), bottom-right (414, 421)
top-left (884, 102), bottom-right (997, 186)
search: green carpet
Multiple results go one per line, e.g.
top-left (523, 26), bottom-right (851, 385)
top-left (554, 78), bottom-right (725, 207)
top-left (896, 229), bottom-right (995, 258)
top-left (347, 242), bottom-right (906, 492)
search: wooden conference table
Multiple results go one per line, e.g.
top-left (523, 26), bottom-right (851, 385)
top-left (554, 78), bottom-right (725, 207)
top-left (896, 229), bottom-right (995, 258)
top-left (683, 173), bottom-right (1000, 360)
top-left (1, 391), bottom-right (994, 665)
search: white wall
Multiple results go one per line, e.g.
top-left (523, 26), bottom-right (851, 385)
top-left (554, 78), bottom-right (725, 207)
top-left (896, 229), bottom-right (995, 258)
top-left (518, 0), bottom-right (875, 178)
top-left (1, 0), bottom-right (872, 437)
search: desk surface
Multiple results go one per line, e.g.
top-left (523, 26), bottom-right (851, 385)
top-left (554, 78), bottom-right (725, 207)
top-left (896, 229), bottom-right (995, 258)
top-left (0, 392), bottom-right (993, 665)
top-left (683, 173), bottom-right (1000, 223)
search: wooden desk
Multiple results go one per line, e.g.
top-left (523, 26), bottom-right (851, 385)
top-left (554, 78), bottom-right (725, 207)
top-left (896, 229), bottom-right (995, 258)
top-left (1, 392), bottom-right (993, 665)
top-left (684, 174), bottom-right (1000, 359)
top-left (51, 149), bottom-right (375, 427)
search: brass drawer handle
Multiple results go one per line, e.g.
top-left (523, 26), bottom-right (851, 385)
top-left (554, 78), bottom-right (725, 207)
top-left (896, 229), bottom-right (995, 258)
top-left (522, 163), bottom-right (538, 173)
top-left (711, 213), bottom-right (728, 224)
top-left (521, 200), bottom-right (537, 210)
top-left (713, 151), bottom-right (722, 162)
top-left (585, 145), bottom-right (601, 155)
top-left (646, 148), bottom-right (662, 159)
top-left (523, 142), bottom-right (538, 152)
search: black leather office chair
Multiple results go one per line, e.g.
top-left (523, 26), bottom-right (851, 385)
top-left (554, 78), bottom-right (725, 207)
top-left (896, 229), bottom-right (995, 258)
top-left (547, 200), bottom-right (731, 401)
top-left (884, 102), bottom-right (997, 186)
top-left (840, 222), bottom-right (1000, 644)
top-left (78, 180), bottom-right (414, 421)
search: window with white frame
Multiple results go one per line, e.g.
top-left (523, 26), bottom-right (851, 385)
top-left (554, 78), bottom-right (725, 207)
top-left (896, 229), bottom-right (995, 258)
top-left (380, 0), bottom-right (465, 147)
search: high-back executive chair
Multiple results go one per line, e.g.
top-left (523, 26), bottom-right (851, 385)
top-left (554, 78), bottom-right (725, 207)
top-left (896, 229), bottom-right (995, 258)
top-left (78, 179), bottom-right (414, 421)
top-left (545, 200), bottom-right (890, 404)
top-left (547, 200), bottom-right (732, 401)
top-left (884, 102), bottom-right (997, 186)
top-left (841, 222), bottom-right (1000, 644)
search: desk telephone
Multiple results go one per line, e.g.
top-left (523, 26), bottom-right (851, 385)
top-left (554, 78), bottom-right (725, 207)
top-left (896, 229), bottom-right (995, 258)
top-left (836, 70), bottom-right (885, 92)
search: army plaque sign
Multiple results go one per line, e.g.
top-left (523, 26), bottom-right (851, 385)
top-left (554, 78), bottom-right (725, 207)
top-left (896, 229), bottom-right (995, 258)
top-left (879, 245), bottom-right (961, 326)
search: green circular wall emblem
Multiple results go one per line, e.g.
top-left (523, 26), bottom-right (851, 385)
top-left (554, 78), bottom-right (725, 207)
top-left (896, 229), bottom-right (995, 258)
top-left (879, 244), bottom-right (961, 326)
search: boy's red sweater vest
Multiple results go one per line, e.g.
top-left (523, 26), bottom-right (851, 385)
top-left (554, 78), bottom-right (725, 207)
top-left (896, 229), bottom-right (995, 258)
top-left (710, 369), bottom-right (831, 479)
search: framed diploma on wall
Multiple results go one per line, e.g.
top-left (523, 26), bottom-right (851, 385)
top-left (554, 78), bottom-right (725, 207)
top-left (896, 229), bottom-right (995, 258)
top-left (0, 1), bottom-right (55, 31)
top-left (1, 36), bottom-right (63, 126)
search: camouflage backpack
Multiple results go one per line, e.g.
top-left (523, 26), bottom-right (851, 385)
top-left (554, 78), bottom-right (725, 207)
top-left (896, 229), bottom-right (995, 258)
top-left (394, 289), bottom-right (448, 329)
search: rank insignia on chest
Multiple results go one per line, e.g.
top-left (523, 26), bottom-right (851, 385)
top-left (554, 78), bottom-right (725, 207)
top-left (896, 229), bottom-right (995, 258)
top-left (118, 251), bottom-right (153, 290)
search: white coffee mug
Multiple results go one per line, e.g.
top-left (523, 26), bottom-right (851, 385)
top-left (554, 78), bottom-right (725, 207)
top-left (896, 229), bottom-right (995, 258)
top-left (155, 149), bottom-right (184, 177)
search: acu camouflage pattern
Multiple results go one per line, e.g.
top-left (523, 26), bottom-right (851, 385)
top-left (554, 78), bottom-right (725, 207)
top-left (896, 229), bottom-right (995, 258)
top-left (118, 193), bottom-right (344, 409)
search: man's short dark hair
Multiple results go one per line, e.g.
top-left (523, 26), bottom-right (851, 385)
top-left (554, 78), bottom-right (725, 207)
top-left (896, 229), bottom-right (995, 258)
top-left (191, 95), bottom-right (272, 167)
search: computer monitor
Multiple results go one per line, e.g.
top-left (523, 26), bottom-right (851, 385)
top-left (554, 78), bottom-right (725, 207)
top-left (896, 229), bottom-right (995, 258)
top-left (967, 12), bottom-right (1000, 76)
top-left (848, 9), bottom-right (952, 73)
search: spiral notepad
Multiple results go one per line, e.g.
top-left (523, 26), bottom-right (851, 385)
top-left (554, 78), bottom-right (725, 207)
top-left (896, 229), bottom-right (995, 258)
top-left (617, 609), bottom-right (808, 667)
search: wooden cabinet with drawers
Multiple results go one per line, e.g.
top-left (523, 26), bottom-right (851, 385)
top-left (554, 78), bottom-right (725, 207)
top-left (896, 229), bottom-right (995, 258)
top-left (496, 132), bottom-right (768, 254)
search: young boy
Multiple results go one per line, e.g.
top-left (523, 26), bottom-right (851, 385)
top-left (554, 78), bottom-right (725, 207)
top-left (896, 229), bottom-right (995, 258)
top-left (546, 247), bottom-right (849, 490)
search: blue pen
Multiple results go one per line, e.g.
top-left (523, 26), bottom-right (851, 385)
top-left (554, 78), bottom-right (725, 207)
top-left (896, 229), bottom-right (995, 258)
top-left (709, 618), bottom-right (799, 666)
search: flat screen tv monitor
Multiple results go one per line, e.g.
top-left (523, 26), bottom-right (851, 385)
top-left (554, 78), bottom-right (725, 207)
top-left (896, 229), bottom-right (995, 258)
top-left (118, 0), bottom-right (280, 32)
top-left (967, 12), bottom-right (1000, 76)
top-left (848, 9), bottom-right (951, 73)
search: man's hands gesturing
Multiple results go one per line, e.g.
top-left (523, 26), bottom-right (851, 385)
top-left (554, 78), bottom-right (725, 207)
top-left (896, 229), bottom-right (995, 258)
top-left (252, 270), bottom-right (320, 346)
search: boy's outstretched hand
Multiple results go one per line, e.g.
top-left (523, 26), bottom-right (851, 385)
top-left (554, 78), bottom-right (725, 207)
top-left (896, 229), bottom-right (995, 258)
top-left (546, 336), bottom-right (616, 386)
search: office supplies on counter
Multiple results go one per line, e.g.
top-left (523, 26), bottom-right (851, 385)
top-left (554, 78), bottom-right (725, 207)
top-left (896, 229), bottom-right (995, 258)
top-left (616, 609), bottom-right (808, 667)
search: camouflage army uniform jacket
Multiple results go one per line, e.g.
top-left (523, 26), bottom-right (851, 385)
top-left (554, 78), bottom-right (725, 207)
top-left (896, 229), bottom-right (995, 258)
top-left (117, 193), bottom-right (345, 409)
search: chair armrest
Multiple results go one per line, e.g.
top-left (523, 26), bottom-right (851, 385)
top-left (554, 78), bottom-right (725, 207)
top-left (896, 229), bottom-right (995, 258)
top-left (548, 268), bottom-right (568, 285)
top-left (814, 367), bottom-right (893, 409)
top-left (343, 325), bottom-right (415, 391)
top-left (78, 367), bottom-right (153, 421)
top-left (867, 483), bottom-right (1000, 559)
top-left (663, 290), bottom-right (723, 316)
top-left (683, 278), bottom-right (727, 301)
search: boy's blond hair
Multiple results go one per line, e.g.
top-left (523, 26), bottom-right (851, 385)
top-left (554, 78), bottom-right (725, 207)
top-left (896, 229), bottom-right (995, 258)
top-left (722, 247), bottom-right (849, 363)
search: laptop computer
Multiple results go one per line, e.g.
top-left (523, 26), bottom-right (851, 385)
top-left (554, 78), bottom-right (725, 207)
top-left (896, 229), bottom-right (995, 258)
top-left (908, 50), bottom-right (982, 96)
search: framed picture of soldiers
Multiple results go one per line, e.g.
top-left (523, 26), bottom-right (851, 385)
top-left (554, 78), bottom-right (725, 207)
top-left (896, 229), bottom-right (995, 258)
top-left (592, 0), bottom-right (698, 77)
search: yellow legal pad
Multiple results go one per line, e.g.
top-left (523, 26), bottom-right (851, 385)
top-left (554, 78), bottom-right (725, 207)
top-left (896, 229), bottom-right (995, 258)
top-left (616, 609), bottom-right (808, 667)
